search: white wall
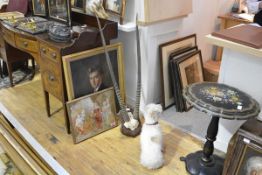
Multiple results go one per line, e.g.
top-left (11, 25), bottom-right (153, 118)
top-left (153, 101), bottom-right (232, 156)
top-left (114, 0), bottom-right (235, 109)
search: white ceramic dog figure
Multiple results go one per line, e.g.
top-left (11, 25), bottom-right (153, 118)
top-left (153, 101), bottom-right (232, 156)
top-left (140, 104), bottom-right (164, 169)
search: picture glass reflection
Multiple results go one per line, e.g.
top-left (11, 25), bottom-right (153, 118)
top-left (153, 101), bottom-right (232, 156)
top-left (48, 0), bottom-right (69, 21)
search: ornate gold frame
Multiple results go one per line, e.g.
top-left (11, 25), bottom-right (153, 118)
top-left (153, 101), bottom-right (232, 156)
top-left (62, 42), bottom-right (126, 102)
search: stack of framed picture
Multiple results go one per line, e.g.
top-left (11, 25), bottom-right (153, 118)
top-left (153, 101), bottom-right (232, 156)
top-left (159, 34), bottom-right (204, 112)
top-left (62, 43), bottom-right (125, 143)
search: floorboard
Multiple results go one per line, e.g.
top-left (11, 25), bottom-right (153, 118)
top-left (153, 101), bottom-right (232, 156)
top-left (0, 79), bottom-right (202, 175)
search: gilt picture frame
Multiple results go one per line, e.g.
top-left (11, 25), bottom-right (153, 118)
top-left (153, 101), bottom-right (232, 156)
top-left (159, 34), bottom-right (197, 109)
top-left (62, 43), bottom-right (125, 103)
top-left (235, 144), bottom-right (262, 175)
top-left (67, 87), bottom-right (118, 143)
top-left (32, 0), bottom-right (48, 17)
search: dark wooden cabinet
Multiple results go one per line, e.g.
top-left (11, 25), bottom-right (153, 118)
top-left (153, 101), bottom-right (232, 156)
top-left (223, 118), bottom-right (262, 175)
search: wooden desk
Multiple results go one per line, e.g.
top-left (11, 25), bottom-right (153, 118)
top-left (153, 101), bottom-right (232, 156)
top-left (0, 12), bottom-right (118, 133)
top-left (203, 13), bottom-right (253, 82)
top-left (216, 13), bottom-right (252, 61)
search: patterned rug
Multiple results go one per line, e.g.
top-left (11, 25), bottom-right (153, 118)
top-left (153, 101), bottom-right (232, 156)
top-left (0, 69), bottom-right (34, 89)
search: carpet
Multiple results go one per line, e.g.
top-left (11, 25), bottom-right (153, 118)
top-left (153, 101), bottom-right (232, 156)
top-left (0, 69), bottom-right (34, 89)
top-left (160, 106), bottom-right (211, 141)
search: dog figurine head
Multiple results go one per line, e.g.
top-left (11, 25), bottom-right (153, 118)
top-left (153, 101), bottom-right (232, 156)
top-left (144, 104), bottom-right (162, 124)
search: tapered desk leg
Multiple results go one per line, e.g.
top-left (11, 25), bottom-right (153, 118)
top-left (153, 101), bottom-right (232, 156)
top-left (7, 62), bottom-right (13, 87)
top-left (180, 116), bottom-right (224, 175)
top-left (63, 102), bottom-right (70, 134)
top-left (44, 91), bottom-right (51, 117)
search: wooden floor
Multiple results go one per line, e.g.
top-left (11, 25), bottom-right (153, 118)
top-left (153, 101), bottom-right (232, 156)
top-left (0, 78), bottom-right (203, 175)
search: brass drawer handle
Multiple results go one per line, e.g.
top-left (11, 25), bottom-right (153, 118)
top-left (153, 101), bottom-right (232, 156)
top-left (48, 74), bottom-right (55, 82)
top-left (51, 53), bottom-right (57, 59)
top-left (23, 41), bottom-right (28, 47)
top-left (41, 48), bottom-right (46, 53)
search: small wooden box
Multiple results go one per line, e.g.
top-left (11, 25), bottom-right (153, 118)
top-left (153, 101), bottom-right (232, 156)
top-left (223, 119), bottom-right (262, 175)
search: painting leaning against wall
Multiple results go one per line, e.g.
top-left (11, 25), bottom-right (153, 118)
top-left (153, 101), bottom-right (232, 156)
top-left (66, 87), bottom-right (118, 143)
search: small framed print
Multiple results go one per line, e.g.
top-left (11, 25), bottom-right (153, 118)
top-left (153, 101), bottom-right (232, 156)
top-left (32, 0), bottom-right (47, 16)
top-left (103, 0), bottom-right (126, 24)
top-left (169, 47), bottom-right (198, 112)
top-left (48, 0), bottom-right (71, 25)
top-left (67, 87), bottom-right (118, 143)
top-left (159, 34), bottom-right (197, 109)
top-left (177, 51), bottom-right (204, 90)
top-left (71, 0), bottom-right (85, 11)
top-left (177, 50), bottom-right (204, 110)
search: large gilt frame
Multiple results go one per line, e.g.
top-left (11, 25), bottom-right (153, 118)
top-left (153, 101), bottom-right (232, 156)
top-left (63, 42), bottom-right (126, 102)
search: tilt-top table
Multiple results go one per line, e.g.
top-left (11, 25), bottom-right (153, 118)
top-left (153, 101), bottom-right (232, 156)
top-left (181, 82), bottom-right (260, 175)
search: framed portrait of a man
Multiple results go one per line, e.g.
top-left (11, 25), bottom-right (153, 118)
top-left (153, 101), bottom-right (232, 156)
top-left (32, 0), bottom-right (47, 16)
top-left (62, 42), bottom-right (125, 102)
top-left (48, 0), bottom-right (71, 24)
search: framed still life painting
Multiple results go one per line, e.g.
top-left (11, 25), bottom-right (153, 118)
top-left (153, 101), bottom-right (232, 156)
top-left (159, 34), bottom-right (197, 109)
top-left (32, 0), bottom-right (47, 16)
top-left (177, 50), bottom-right (204, 90)
top-left (67, 87), bottom-right (118, 143)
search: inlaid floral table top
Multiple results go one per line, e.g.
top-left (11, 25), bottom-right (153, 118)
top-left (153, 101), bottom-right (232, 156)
top-left (183, 82), bottom-right (260, 119)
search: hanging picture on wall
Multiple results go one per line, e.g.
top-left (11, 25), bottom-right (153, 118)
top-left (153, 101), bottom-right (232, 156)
top-left (48, 0), bottom-right (71, 24)
top-left (103, 0), bottom-right (126, 24)
top-left (62, 42), bottom-right (125, 102)
top-left (67, 87), bottom-right (118, 143)
top-left (32, 0), bottom-right (47, 16)
top-left (159, 34), bottom-right (197, 109)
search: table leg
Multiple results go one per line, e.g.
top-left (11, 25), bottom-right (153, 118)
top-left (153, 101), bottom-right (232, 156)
top-left (180, 116), bottom-right (224, 175)
top-left (44, 91), bottom-right (51, 117)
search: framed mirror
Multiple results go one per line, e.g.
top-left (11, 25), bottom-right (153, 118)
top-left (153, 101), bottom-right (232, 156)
top-left (32, 0), bottom-right (48, 16)
top-left (71, 0), bottom-right (85, 11)
top-left (48, 0), bottom-right (71, 25)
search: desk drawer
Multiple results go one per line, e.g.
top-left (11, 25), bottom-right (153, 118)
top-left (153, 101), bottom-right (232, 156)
top-left (16, 36), bottom-right (38, 53)
top-left (2, 28), bottom-right (15, 46)
top-left (40, 44), bottom-right (60, 62)
top-left (41, 59), bottom-right (63, 100)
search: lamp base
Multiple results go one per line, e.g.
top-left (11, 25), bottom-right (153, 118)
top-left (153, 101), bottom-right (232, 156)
top-left (180, 151), bottom-right (224, 175)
